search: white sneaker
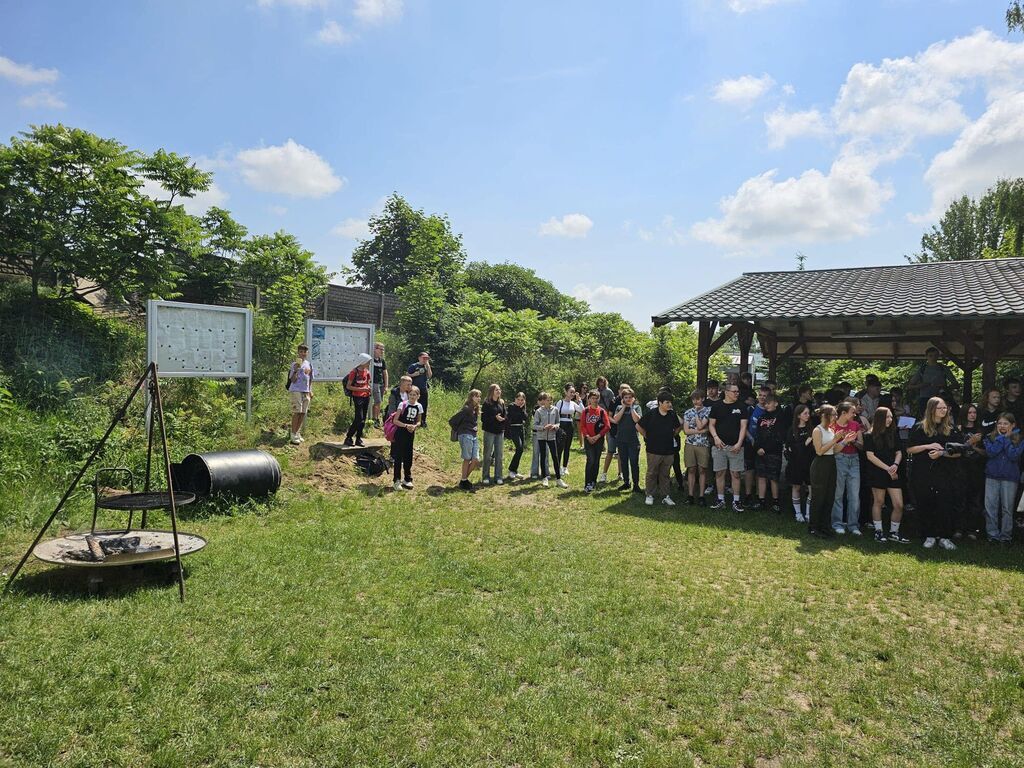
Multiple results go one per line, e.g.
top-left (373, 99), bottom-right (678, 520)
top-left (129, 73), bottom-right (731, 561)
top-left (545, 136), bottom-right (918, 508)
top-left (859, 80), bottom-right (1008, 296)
top-left (938, 538), bottom-right (957, 550)
top-left (296, 435), bottom-right (304, 443)
top-left (393, 481), bottom-right (402, 491)
top-left (833, 527), bottom-right (846, 536)
top-left (645, 495), bottom-right (654, 506)
top-left (849, 528), bottom-right (862, 537)
top-left (496, 478), bottom-right (503, 485)
top-left (402, 481), bottom-right (414, 489)
top-left (541, 477), bottom-right (550, 488)
top-left (562, 466), bottom-right (569, 476)
top-left (506, 473), bottom-right (516, 481)
top-left (794, 514), bottom-right (805, 523)
top-left (923, 537), bottom-right (937, 549)
top-left (662, 496), bottom-right (675, 506)
top-left (556, 479), bottom-right (568, 489)
top-left (599, 473), bottom-right (607, 483)
top-left (290, 435), bottom-right (301, 445)
top-left (482, 478), bottom-right (491, 485)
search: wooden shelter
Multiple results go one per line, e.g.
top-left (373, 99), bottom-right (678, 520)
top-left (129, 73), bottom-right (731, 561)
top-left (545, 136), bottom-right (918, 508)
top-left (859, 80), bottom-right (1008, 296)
top-left (651, 258), bottom-right (1024, 402)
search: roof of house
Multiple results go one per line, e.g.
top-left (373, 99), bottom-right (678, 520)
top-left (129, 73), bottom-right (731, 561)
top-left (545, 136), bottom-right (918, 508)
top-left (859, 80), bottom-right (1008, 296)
top-left (652, 258), bottom-right (1024, 324)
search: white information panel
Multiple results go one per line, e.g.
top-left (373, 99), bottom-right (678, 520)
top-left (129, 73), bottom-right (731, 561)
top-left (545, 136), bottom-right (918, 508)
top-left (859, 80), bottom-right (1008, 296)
top-left (306, 320), bottom-right (375, 382)
top-left (147, 300), bottom-right (253, 417)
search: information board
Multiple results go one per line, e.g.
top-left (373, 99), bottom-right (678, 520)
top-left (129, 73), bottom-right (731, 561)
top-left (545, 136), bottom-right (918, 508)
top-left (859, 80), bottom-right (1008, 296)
top-left (306, 320), bottom-right (375, 382)
top-left (147, 301), bottom-right (252, 377)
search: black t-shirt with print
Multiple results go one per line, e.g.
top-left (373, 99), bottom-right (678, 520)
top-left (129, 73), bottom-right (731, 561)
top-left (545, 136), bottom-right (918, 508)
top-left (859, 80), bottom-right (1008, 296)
top-left (372, 357), bottom-right (387, 384)
top-left (709, 400), bottom-right (751, 446)
top-left (639, 408), bottom-right (680, 455)
top-left (398, 402), bottom-right (422, 426)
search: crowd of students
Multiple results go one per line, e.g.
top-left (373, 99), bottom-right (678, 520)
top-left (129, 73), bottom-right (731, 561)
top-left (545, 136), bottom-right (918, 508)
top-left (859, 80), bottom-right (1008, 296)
top-left (287, 340), bottom-right (1024, 549)
top-left (442, 354), bottom-right (1024, 551)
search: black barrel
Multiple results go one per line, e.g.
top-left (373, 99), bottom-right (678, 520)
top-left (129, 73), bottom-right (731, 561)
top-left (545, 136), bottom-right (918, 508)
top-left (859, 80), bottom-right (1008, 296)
top-left (178, 450), bottom-right (281, 497)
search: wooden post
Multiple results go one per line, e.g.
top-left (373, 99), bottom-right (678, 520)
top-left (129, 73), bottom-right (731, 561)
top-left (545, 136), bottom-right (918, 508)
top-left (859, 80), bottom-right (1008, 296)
top-left (696, 321), bottom-right (711, 392)
top-left (962, 361), bottom-right (975, 405)
top-left (323, 288), bottom-right (329, 321)
top-left (982, 321), bottom-right (1000, 392)
top-left (738, 324), bottom-right (754, 378)
top-left (759, 333), bottom-right (778, 383)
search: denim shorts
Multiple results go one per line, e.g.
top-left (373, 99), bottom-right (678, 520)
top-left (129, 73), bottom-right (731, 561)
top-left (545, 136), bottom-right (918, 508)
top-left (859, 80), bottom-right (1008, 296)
top-left (458, 433), bottom-right (480, 461)
top-left (606, 433), bottom-right (617, 455)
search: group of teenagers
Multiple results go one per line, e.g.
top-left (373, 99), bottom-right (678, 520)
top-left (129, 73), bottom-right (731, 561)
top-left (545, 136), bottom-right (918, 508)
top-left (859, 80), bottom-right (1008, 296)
top-left (443, 350), bottom-right (1024, 552)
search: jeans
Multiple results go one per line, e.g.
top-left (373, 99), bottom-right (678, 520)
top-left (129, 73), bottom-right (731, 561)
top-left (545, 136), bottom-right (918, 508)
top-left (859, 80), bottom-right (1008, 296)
top-left (985, 478), bottom-right (1018, 542)
top-left (618, 442), bottom-right (641, 488)
top-left (584, 440), bottom-right (603, 486)
top-left (557, 421), bottom-right (575, 469)
top-left (831, 452), bottom-right (861, 531)
top-left (531, 436), bottom-right (542, 476)
top-left (507, 425), bottom-right (525, 474)
top-left (346, 396), bottom-right (369, 442)
top-left (482, 430), bottom-right (504, 481)
top-left (537, 439), bottom-right (560, 479)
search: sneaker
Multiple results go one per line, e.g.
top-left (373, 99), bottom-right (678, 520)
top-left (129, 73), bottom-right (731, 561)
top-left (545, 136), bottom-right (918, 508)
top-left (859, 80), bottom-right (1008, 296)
top-left (496, 478), bottom-right (503, 486)
top-left (618, 483), bottom-right (631, 491)
top-left (750, 499), bottom-right (764, 511)
top-left (645, 495), bottom-right (654, 506)
top-left (710, 499), bottom-right (726, 510)
top-left (686, 495), bottom-right (695, 506)
top-left (556, 479), bottom-right (568, 489)
top-left (704, 486), bottom-right (715, 496)
top-left (833, 527), bottom-right (846, 536)
top-left (598, 473), bottom-right (607, 483)
top-left (482, 478), bottom-right (491, 486)
top-left (849, 528), bottom-right (862, 537)
top-left (393, 481), bottom-right (402, 491)
top-left (459, 479), bottom-right (473, 491)
top-left (402, 481), bottom-right (414, 489)
top-left (873, 529), bottom-right (887, 542)
top-left (888, 531), bottom-right (911, 544)
top-left (506, 473), bottom-right (517, 481)
top-left (342, 439), bottom-right (354, 447)
top-left (290, 436), bottom-right (302, 445)
top-left (771, 502), bottom-right (781, 514)
top-left (632, 487), bottom-right (644, 495)
top-left (662, 496), bottom-right (676, 506)
top-left (923, 537), bottom-right (937, 549)
top-left (794, 513), bottom-right (806, 523)
top-left (584, 484), bottom-right (594, 493)
top-left (732, 500), bottom-right (744, 513)
top-left (354, 438), bottom-right (365, 447)
top-left (542, 477), bottom-right (550, 488)
top-left (562, 466), bottom-right (569, 476)
top-left (938, 538), bottom-right (957, 551)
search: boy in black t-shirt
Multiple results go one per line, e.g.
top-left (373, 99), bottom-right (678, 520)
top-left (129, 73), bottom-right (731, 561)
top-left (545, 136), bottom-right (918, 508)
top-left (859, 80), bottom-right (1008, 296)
top-left (752, 394), bottom-right (786, 511)
top-left (638, 391), bottom-right (680, 507)
top-left (371, 342), bottom-right (388, 427)
top-left (708, 384), bottom-right (750, 512)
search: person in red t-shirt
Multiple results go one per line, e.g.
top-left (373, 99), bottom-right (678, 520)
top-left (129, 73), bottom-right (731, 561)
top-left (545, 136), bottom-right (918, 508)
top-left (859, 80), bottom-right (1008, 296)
top-left (344, 359), bottom-right (373, 447)
top-left (580, 390), bottom-right (611, 493)
top-left (831, 401), bottom-right (863, 534)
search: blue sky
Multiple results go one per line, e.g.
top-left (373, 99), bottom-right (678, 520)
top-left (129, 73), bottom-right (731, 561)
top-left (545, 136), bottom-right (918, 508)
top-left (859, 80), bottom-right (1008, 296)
top-left (3, 0), bottom-right (1023, 327)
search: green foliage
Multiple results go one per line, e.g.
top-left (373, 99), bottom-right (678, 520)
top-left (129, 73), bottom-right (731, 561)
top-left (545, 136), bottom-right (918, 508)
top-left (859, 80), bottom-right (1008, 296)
top-left (568, 312), bottom-right (646, 362)
top-left (1009, 1), bottom-right (1024, 33)
top-left (394, 274), bottom-right (464, 386)
top-left (241, 232), bottom-right (329, 384)
top-left (457, 302), bottom-right (543, 389)
top-left (346, 193), bottom-right (466, 294)
top-left (463, 261), bottom-right (565, 317)
top-left (910, 179), bottom-right (1024, 262)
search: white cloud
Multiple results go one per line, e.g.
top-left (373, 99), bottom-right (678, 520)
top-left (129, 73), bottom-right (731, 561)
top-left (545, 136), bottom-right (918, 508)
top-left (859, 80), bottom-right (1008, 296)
top-left (18, 90), bottom-right (66, 109)
top-left (331, 218), bottom-right (370, 239)
top-left (782, 83), bottom-right (796, 96)
top-left (353, 0), bottom-right (403, 24)
top-left (918, 91), bottom-right (1024, 220)
top-left (236, 139), bottom-right (344, 198)
top-left (257, 0), bottom-right (326, 7)
top-left (691, 151), bottom-right (893, 249)
top-left (728, 0), bottom-right (801, 13)
top-left (316, 20), bottom-right (355, 45)
top-left (764, 107), bottom-right (829, 148)
top-left (713, 74), bottom-right (775, 108)
top-left (268, 205), bottom-right (288, 215)
top-left (0, 55), bottom-right (58, 86)
top-left (538, 213), bottom-right (593, 239)
top-left (571, 283), bottom-right (634, 307)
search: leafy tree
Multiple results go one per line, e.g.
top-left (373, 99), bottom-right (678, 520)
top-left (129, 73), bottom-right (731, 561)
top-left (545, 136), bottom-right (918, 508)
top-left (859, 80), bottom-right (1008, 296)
top-left (463, 261), bottom-right (565, 317)
top-left (1009, 1), bottom-right (1023, 33)
top-left (175, 208), bottom-right (249, 305)
top-left (394, 274), bottom-right (464, 386)
top-left (457, 303), bottom-right (543, 389)
top-left (569, 312), bottom-right (646, 363)
top-left (0, 125), bottom-right (212, 303)
top-left (557, 294), bottom-right (590, 322)
top-left (910, 179), bottom-right (1024, 262)
top-left (345, 193), bottom-right (466, 294)
top-left (240, 232), bottom-right (329, 382)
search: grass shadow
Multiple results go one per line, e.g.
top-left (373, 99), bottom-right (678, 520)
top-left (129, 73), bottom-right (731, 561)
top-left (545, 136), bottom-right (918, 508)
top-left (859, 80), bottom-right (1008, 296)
top-left (5, 559), bottom-right (192, 602)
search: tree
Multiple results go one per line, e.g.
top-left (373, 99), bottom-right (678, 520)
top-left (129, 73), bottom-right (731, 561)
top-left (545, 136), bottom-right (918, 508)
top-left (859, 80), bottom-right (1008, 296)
top-left (457, 303), bottom-right (542, 389)
top-left (1009, 1), bottom-right (1023, 33)
top-left (569, 312), bottom-right (646, 363)
top-left (240, 232), bottom-right (329, 381)
top-left (175, 207), bottom-right (248, 305)
top-left (908, 180), bottom-right (1024, 262)
top-left (345, 193), bottom-right (466, 294)
top-left (394, 274), bottom-right (465, 386)
top-left (463, 261), bottom-right (565, 317)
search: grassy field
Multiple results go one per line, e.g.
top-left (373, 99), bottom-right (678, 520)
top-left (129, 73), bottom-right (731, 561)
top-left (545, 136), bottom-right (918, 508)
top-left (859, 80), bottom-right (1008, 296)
top-left (2, 389), bottom-right (1024, 767)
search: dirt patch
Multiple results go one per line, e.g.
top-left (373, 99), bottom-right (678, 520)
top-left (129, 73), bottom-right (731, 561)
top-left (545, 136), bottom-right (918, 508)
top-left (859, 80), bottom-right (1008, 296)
top-left (303, 444), bottom-right (453, 495)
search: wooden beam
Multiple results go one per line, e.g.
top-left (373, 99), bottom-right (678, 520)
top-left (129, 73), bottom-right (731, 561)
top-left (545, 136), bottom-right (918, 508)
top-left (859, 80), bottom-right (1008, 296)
top-left (696, 321), bottom-right (711, 392)
top-left (707, 323), bottom-right (741, 356)
top-left (982, 321), bottom-right (1000, 391)
top-left (842, 321), bottom-right (852, 357)
top-left (777, 338), bottom-right (804, 363)
top-left (738, 325), bottom-right (754, 377)
top-left (930, 339), bottom-right (965, 371)
top-left (796, 322), bottom-right (808, 355)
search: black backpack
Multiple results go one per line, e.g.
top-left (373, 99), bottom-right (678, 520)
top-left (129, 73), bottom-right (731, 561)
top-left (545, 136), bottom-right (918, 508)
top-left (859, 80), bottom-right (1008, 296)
top-left (354, 451), bottom-right (391, 477)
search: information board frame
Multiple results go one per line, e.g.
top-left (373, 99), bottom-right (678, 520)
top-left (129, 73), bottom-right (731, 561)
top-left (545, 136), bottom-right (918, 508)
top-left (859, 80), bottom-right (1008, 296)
top-left (305, 319), bottom-right (376, 383)
top-left (147, 300), bottom-right (254, 418)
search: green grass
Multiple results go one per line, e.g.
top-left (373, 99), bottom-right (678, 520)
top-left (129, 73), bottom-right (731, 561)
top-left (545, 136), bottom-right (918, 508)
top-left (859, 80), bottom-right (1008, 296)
top-left (2, 389), bottom-right (1024, 767)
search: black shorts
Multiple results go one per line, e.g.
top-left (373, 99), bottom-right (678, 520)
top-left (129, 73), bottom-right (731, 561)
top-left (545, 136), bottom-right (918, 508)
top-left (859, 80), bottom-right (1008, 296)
top-left (755, 452), bottom-right (782, 480)
top-left (744, 444), bottom-right (756, 472)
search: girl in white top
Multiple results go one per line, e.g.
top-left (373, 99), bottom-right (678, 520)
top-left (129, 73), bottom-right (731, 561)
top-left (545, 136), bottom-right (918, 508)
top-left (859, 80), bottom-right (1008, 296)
top-left (808, 405), bottom-right (853, 537)
top-left (554, 384), bottom-right (584, 476)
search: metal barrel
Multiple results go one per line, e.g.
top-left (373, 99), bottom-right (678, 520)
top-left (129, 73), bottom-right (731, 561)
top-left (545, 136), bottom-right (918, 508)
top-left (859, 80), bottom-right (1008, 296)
top-left (178, 450), bottom-right (282, 497)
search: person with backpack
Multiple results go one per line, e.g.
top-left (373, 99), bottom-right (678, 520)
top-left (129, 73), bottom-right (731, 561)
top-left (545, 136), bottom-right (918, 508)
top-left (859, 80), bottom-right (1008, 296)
top-left (596, 377), bottom-right (618, 483)
top-left (449, 389), bottom-right (482, 491)
top-left (384, 375), bottom-right (413, 420)
top-left (554, 384), bottom-right (583, 477)
top-left (390, 385), bottom-right (423, 491)
top-left (982, 413), bottom-right (1024, 544)
top-left (505, 392), bottom-right (528, 481)
top-left (343, 356), bottom-right (372, 447)
top-left (580, 389), bottom-right (611, 492)
top-left (533, 392), bottom-right (568, 488)
top-left (481, 384), bottom-right (508, 486)
top-left (286, 343), bottom-right (313, 445)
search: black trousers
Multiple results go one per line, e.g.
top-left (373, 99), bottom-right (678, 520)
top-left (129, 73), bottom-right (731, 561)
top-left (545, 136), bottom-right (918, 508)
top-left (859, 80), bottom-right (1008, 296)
top-left (585, 440), bottom-right (603, 486)
top-left (809, 455), bottom-right (836, 531)
top-left (673, 444), bottom-right (684, 489)
top-left (346, 396), bottom-right (369, 441)
top-left (538, 440), bottom-right (561, 479)
top-left (508, 425), bottom-right (525, 474)
top-left (391, 429), bottom-right (414, 481)
top-left (557, 421), bottom-right (575, 468)
top-left (914, 468), bottom-right (956, 539)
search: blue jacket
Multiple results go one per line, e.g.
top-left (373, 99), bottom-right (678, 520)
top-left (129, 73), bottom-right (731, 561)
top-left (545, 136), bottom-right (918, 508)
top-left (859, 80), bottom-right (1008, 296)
top-left (982, 432), bottom-right (1024, 481)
